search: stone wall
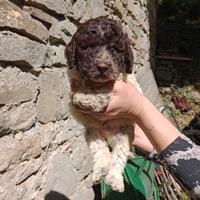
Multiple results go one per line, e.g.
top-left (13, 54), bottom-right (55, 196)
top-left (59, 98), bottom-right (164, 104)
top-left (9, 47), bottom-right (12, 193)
top-left (0, 0), bottom-right (160, 199)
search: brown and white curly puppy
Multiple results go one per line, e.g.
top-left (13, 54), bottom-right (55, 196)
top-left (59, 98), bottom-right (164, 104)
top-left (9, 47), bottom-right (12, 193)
top-left (65, 16), bottom-right (142, 192)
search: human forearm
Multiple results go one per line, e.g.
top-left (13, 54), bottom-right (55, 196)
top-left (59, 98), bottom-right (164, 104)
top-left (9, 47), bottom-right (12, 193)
top-left (133, 124), bottom-right (154, 154)
top-left (135, 97), bottom-right (181, 153)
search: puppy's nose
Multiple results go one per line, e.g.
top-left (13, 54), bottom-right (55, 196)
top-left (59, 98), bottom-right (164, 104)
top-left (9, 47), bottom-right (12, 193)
top-left (97, 65), bottom-right (109, 73)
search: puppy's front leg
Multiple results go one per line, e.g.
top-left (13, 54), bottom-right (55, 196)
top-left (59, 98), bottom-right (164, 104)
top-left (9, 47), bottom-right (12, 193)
top-left (105, 127), bottom-right (133, 192)
top-left (72, 91), bottom-right (110, 112)
top-left (86, 128), bottom-right (111, 184)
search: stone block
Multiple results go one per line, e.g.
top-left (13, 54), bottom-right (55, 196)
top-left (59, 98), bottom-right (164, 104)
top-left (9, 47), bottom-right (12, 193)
top-left (71, 136), bottom-right (93, 181)
top-left (76, 188), bottom-right (95, 200)
top-left (124, 16), bottom-right (143, 37)
top-left (0, 67), bottom-right (39, 134)
top-left (114, 0), bottom-right (127, 19)
top-left (39, 119), bottom-right (79, 150)
top-left (10, 102), bottom-right (37, 132)
top-left (25, 0), bottom-right (73, 16)
top-left (30, 134), bottom-right (43, 158)
top-left (0, 131), bottom-right (42, 173)
top-left (0, 67), bottom-right (39, 101)
top-left (53, 120), bottom-right (80, 146)
top-left (127, 0), bottom-right (146, 24)
top-left (37, 69), bottom-right (69, 123)
top-left (0, 102), bottom-right (36, 134)
top-left (0, 136), bottom-right (11, 172)
top-left (45, 45), bottom-right (67, 66)
top-left (49, 19), bottom-right (77, 44)
top-left (0, 157), bottom-right (45, 200)
top-left (23, 6), bottom-right (57, 25)
top-left (44, 152), bottom-right (78, 198)
top-left (0, 86), bottom-right (32, 105)
top-left (0, 0), bottom-right (49, 42)
top-left (81, 0), bottom-right (105, 22)
top-left (0, 136), bottom-right (28, 172)
top-left (73, 0), bottom-right (87, 20)
top-left (0, 31), bottom-right (48, 68)
top-left (39, 122), bottom-right (58, 149)
top-left (15, 158), bottom-right (42, 185)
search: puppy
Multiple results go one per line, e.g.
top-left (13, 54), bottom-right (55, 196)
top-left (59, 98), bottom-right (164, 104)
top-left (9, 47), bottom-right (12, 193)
top-left (65, 16), bottom-right (142, 192)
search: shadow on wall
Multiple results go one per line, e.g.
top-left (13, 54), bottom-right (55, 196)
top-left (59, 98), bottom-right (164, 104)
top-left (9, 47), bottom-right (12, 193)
top-left (147, 0), bottom-right (159, 71)
top-left (45, 191), bottom-right (70, 200)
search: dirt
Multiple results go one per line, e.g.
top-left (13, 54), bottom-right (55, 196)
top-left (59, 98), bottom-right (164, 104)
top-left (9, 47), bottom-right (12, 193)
top-left (159, 84), bottom-right (200, 130)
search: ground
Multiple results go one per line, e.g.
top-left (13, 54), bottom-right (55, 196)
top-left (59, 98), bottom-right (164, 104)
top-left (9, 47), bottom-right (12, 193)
top-left (159, 84), bottom-right (200, 130)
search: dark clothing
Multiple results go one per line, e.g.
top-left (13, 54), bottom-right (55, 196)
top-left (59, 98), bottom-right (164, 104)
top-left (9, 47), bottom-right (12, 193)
top-left (183, 113), bottom-right (200, 146)
top-left (159, 135), bottom-right (200, 199)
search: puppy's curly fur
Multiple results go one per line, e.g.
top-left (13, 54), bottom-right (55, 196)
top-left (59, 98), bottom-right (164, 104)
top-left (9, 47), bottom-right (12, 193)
top-left (65, 16), bottom-right (142, 192)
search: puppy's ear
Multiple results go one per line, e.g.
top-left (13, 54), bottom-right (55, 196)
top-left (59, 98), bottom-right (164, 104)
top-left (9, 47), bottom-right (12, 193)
top-left (124, 34), bottom-right (133, 74)
top-left (65, 38), bottom-right (77, 69)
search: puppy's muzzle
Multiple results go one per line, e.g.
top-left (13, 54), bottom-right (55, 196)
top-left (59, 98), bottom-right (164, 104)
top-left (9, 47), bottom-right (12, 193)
top-left (97, 64), bottom-right (109, 74)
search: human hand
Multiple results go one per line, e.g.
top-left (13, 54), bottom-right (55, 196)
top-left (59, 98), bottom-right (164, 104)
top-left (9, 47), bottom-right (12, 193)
top-left (133, 124), bottom-right (154, 154)
top-left (89, 81), bottom-right (145, 120)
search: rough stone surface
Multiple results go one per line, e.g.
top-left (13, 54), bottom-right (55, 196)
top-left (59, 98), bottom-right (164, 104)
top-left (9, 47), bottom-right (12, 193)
top-left (76, 187), bottom-right (95, 200)
top-left (127, 0), bottom-right (147, 25)
top-left (0, 157), bottom-right (45, 200)
top-left (0, 86), bottom-right (32, 105)
top-left (25, 0), bottom-right (73, 16)
top-left (49, 19), bottom-right (77, 44)
top-left (23, 5), bottom-right (57, 25)
top-left (15, 158), bottom-right (43, 185)
top-left (9, 102), bottom-right (36, 131)
top-left (81, 0), bottom-right (105, 22)
top-left (45, 152), bottom-right (78, 198)
top-left (115, 0), bottom-right (127, 20)
top-left (0, 31), bottom-right (48, 68)
top-left (45, 45), bottom-right (67, 66)
top-left (0, 67), bottom-right (39, 101)
top-left (0, 102), bottom-right (37, 135)
top-left (0, 0), bottom-right (49, 42)
top-left (37, 68), bottom-right (69, 123)
top-left (71, 136), bottom-right (93, 181)
top-left (0, 67), bottom-right (38, 134)
top-left (0, 1), bottom-right (160, 200)
top-left (73, 0), bottom-right (87, 20)
top-left (0, 133), bottom-right (42, 173)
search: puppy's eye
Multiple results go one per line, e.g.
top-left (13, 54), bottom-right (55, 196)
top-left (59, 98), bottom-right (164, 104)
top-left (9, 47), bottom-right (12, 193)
top-left (87, 28), bottom-right (97, 36)
top-left (80, 43), bottom-right (88, 50)
top-left (90, 30), bottom-right (97, 35)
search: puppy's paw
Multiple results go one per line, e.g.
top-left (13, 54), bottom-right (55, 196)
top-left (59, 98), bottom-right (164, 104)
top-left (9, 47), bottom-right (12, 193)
top-left (104, 170), bottom-right (124, 192)
top-left (92, 165), bottom-right (109, 184)
top-left (92, 156), bottom-right (110, 184)
top-left (128, 151), bottom-right (134, 159)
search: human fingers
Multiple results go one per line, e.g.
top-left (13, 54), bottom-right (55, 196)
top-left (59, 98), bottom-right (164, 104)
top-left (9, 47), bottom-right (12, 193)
top-left (91, 112), bottom-right (131, 121)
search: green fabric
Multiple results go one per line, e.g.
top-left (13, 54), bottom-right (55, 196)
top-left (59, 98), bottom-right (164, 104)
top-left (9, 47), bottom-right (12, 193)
top-left (101, 155), bottom-right (160, 200)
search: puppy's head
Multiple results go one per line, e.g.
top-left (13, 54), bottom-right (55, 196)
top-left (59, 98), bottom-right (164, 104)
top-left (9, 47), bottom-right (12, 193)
top-left (65, 16), bottom-right (133, 82)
